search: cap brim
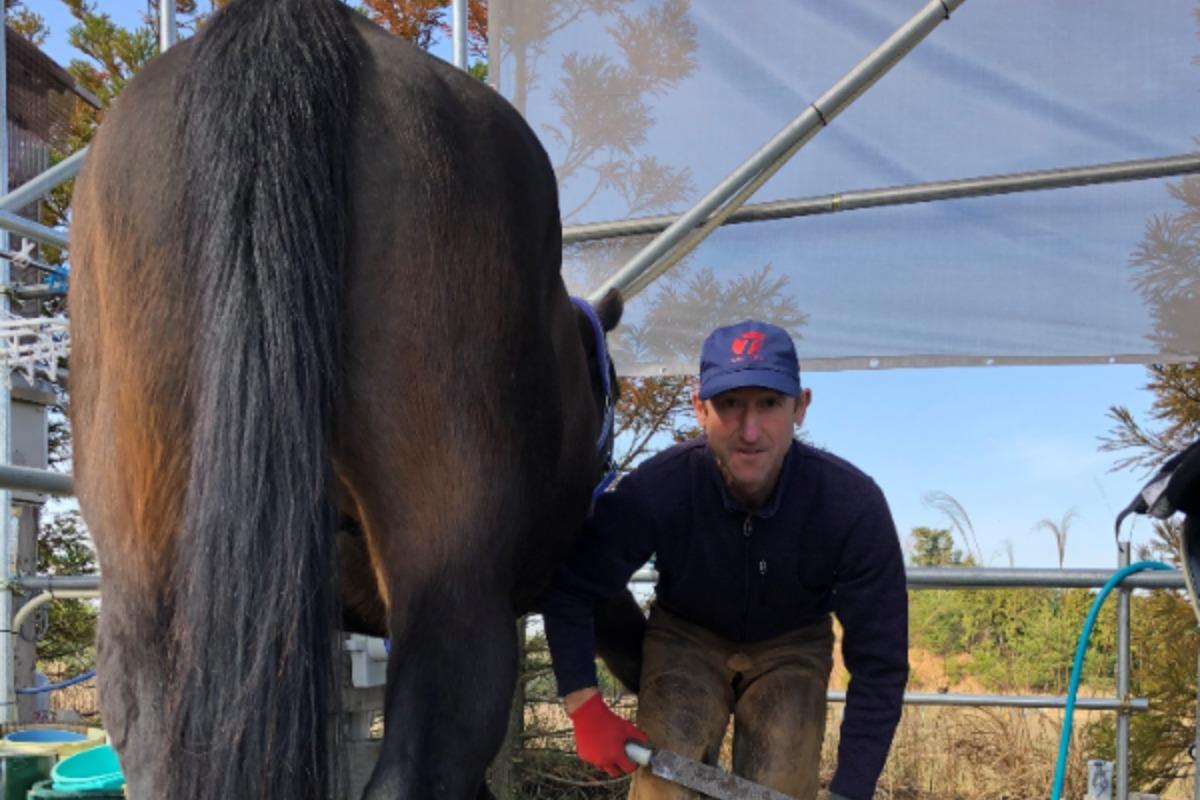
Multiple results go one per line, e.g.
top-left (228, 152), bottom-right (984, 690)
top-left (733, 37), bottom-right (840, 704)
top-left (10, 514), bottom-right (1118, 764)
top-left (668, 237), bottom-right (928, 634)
top-left (699, 369), bottom-right (800, 400)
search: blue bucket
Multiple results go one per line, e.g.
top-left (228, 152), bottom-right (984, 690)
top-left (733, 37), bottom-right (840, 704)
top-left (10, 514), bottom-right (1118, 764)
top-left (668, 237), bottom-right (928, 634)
top-left (49, 746), bottom-right (123, 793)
top-left (2, 732), bottom-right (85, 747)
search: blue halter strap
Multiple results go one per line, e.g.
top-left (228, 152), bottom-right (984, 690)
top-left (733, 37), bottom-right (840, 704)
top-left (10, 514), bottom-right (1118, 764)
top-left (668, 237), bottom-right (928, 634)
top-left (569, 296), bottom-right (616, 502)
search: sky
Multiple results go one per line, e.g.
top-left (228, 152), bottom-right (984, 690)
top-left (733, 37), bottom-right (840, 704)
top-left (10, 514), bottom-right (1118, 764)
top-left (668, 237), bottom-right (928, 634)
top-left (802, 363), bottom-right (1158, 570)
top-left (32, 0), bottom-right (139, 65)
top-left (27, 1), bottom-right (1185, 570)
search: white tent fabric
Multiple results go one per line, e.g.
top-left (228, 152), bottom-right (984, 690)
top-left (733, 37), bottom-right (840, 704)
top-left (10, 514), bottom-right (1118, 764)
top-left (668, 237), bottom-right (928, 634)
top-left (489, 0), bottom-right (1200, 375)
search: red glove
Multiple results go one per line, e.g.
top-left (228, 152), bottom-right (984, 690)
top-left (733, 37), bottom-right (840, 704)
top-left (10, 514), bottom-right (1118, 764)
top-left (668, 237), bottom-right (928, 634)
top-left (568, 692), bottom-right (650, 776)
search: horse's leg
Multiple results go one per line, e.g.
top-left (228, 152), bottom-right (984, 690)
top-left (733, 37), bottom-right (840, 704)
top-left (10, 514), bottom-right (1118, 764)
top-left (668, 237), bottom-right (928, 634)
top-left (333, 471), bottom-right (519, 798)
top-left (333, 427), bottom-right (525, 799)
top-left (366, 565), bottom-right (518, 798)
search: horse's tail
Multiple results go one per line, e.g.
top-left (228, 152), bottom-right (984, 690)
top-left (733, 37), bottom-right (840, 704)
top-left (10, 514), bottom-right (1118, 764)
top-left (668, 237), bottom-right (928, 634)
top-left (167, 0), bottom-right (359, 797)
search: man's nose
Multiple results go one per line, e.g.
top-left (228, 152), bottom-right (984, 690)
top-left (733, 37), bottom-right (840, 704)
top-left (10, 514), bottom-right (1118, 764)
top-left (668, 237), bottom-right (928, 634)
top-left (740, 409), bottom-right (764, 441)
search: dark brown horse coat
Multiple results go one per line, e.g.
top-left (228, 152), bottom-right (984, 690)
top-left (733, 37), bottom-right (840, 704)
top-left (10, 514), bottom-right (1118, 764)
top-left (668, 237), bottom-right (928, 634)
top-left (69, 1), bottom-right (622, 797)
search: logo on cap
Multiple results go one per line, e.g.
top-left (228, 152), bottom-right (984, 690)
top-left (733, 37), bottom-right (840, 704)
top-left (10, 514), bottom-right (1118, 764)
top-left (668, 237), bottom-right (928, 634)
top-left (731, 330), bottom-right (765, 362)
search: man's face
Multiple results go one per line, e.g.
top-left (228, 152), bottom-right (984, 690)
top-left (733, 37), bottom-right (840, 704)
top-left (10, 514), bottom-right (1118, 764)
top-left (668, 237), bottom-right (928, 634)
top-left (693, 386), bottom-right (810, 508)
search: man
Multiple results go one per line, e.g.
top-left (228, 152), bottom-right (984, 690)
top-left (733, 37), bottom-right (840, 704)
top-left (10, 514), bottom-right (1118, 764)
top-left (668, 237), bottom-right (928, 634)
top-left (540, 320), bottom-right (909, 800)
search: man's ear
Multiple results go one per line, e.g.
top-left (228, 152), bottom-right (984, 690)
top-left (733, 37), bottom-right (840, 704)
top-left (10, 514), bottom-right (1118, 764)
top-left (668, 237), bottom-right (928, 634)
top-left (794, 388), bottom-right (812, 425)
top-left (692, 383), bottom-right (708, 426)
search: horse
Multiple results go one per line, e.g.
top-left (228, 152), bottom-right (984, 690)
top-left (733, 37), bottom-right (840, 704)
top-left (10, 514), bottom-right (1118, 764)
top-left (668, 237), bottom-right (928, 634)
top-left (67, 0), bottom-right (626, 796)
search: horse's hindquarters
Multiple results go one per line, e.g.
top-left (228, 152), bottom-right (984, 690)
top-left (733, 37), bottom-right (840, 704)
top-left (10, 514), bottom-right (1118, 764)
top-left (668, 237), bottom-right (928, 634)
top-left (329, 20), bottom-right (601, 798)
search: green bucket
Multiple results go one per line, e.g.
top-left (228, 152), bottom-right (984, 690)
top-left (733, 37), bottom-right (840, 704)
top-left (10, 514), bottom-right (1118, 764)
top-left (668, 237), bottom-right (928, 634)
top-left (1, 755), bottom-right (51, 800)
top-left (1, 729), bottom-right (102, 800)
top-left (26, 778), bottom-right (122, 799)
top-left (49, 746), bottom-right (123, 794)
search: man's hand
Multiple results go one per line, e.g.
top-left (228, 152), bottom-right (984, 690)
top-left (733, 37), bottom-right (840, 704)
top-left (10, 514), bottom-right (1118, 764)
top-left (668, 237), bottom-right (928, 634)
top-left (566, 689), bottom-right (650, 776)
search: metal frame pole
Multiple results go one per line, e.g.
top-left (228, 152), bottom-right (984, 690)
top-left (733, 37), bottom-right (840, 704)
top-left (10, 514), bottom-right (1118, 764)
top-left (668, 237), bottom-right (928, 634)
top-left (1116, 541), bottom-right (1132, 800)
top-left (631, 565), bottom-right (1185, 590)
top-left (160, 0), bottom-right (177, 53)
top-left (827, 691), bottom-right (1147, 711)
top-left (587, 0), bottom-right (968, 305)
top-left (452, 0), bottom-right (469, 70)
top-left (0, 149), bottom-right (85, 214)
top-left (565, 153), bottom-right (1200, 245)
top-left (0, 210), bottom-right (69, 251)
top-left (0, 2), bottom-right (13, 725)
top-left (0, 465), bottom-right (74, 496)
top-left (11, 575), bottom-right (99, 592)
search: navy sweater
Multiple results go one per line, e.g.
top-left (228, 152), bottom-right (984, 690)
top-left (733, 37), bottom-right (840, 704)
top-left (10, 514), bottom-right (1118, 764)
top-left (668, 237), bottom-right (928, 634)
top-left (540, 438), bottom-right (909, 800)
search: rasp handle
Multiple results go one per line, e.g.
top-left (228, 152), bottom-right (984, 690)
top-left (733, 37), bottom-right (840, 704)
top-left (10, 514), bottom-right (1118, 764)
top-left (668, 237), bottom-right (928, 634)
top-left (624, 740), bottom-right (652, 766)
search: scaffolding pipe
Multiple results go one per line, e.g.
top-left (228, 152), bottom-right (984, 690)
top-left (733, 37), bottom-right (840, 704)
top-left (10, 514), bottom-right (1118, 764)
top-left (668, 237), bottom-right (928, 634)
top-left (587, 0), bottom-right (968, 305)
top-left (827, 691), bottom-right (1147, 711)
top-left (160, 0), bottom-right (177, 52)
top-left (0, 212), bottom-right (69, 251)
top-left (565, 153), bottom-right (1200, 245)
top-left (0, 150), bottom-right (86, 214)
top-left (22, 156), bottom-right (1198, 261)
top-left (452, 0), bottom-right (469, 70)
top-left (632, 565), bottom-right (1185, 590)
top-left (1116, 543), bottom-right (1132, 800)
top-left (0, 465), bottom-right (74, 497)
top-left (10, 575), bottom-right (99, 592)
top-left (16, 565), bottom-right (1183, 593)
top-left (906, 565), bottom-right (1183, 589)
top-left (9, 285), bottom-right (65, 302)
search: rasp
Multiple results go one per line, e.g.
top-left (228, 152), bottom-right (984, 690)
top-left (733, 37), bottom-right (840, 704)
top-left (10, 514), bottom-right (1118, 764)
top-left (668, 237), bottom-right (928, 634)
top-left (624, 741), bottom-right (798, 800)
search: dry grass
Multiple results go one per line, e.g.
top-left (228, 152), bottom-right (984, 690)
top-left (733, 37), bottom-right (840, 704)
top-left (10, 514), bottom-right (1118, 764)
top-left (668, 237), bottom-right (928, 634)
top-left (34, 652), bottom-right (1197, 799)
top-left (34, 661), bottom-right (100, 723)
top-left (508, 695), bottom-right (1111, 799)
top-left (503, 642), bottom-right (1198, 799)
top-left (854, 704), bottom-right (1093, 799)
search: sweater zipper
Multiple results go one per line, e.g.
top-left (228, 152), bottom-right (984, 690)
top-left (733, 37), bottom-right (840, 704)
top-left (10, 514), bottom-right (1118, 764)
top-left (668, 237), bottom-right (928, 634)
top-left (741, 514), bottom-right (753, 639)
top-left (758, 557), bottom-right (768, 608)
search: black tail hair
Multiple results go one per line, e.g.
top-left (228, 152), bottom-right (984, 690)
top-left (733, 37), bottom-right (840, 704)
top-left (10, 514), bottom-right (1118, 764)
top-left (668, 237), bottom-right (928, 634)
top-left (168, 0), bottom-right (359, 796)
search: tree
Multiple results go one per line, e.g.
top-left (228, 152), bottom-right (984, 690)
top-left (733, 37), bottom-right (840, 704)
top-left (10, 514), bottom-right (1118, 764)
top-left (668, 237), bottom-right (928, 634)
top-left (8, 0), bottom-right (49, 46)
top-left (1102, 364), bottom-right (1200, 473)
top-left (35, 511), bottom-right (97, 675)
top-left (39, 1), bottom-right (167, 255)
top-left (910, 526), bottom-right (961, 567)
top-left (363, 0), bottom-right (488, 70)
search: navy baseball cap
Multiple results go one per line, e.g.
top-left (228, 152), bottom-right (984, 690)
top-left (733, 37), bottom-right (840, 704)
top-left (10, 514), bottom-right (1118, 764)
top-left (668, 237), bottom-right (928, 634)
top-left (698, 320), bottom-right (800, 400)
